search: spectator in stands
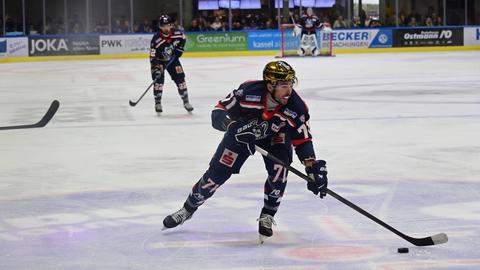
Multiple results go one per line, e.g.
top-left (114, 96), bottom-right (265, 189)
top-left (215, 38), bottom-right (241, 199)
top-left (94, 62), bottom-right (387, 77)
top-left (407, 16), bottom-right (417, 27)
top-left (70, 14), bottom-right (83, 33)
top-left (370, 19), bottom-right (381, 28)
top-left (333, 15), bottom-right (347, 28)
top-left (122, 20), bottom-right (131, 33)
top-left (434, 16), bottom-right (443, 26)
top-left (351, 16), bottom-right (361, 27)
top-left (189, 19), bottom-right (204, 31)
top-left (232, 21), bottom-right (243, 30)
top-left (359, 9), bottom-right (367, 27)
top-left (210, 16), bottom-right (224, 31)
top-left (263, 19), bottom-right (275, 30)
top-left (140, 18), bottom-right (153, 33)
top-left (5, 15), bottom-right (16, 33)
top-left (56, 19), bottom-right (65, 34)
top-left (425, 17), bottom-right (433, 26)
top-left (94, 20), bottom-right (109, 34)
top-left (397, 12), bottom-right (407, 26)
top-left (71, 22), bottom-right (82, 34)
top-left (248, 21), bottom-right (259, 30)
top-left (44, 16), bottom-right (55, 34)
top-left (113, 19), bottom-right (123, 33)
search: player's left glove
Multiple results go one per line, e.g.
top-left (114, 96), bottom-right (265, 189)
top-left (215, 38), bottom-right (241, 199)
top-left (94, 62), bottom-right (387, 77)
top-left (305, 160), bottom-right (328, 198)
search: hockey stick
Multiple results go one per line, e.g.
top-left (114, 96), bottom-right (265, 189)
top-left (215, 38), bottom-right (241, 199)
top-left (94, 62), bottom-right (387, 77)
top-left (128, 81), bottom-right (154, 107)
top-left (255, 145), bottom-right (448, 247)
top-left (129, 56), bottom-right (177, 107)
top-left (0, 100), bottom-right (60, 131)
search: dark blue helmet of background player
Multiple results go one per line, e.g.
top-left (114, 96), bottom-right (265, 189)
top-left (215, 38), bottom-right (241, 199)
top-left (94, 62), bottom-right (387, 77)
top-left (158, 14), bottom-right (173, 27)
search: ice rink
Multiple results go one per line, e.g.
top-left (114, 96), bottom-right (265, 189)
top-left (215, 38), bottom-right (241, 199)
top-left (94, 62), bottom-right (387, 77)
top-left (1, 51), bottom-right (479, 269)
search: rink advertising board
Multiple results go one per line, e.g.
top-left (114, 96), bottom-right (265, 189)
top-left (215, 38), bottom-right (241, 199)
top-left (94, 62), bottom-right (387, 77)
top-left (393, 27), bottom-right (463, 47)
top-left (247, 31), bottom-right (282, 50)
top-left (0, 37), bottom-right (28, 57)
top-left (331, 29), bottom-right (393, 48)
top-left (185, 32), bottom-right (248, 51)
top-left (100, 34), bottom-right (152, 54)
top-left (247, 29), bottom-right (392, 51)
top-left (464, 27), bottom-right (480, 46)
top-left (29, 35), bottom-right (100, 56)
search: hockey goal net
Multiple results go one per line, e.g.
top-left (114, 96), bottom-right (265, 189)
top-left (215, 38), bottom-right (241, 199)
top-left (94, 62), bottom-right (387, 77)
top-left (277, 24), bottom-right (334, 58)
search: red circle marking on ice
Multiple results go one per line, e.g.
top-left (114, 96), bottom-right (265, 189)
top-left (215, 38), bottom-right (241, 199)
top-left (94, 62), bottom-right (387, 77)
top-left (284, 245), bottom-right (376, 261)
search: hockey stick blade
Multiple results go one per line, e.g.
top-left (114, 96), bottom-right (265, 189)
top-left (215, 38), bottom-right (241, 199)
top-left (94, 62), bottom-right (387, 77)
top-left (129, 100), bottom-right (138, 107)
top-left (0, 100), bottom-right (60, 131)
top-left (129, 81), bottom-right (154, 107)
top-left (255, 145), bottom-right (449, 247)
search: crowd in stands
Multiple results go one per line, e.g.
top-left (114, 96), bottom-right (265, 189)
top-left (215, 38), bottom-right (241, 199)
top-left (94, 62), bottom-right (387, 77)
top-left (1, 7), bottom-right (446, 36)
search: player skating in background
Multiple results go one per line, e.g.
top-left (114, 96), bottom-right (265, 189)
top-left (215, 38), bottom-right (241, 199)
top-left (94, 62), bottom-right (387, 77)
top-left (294, 7), bottom-right (328, 56)
top-left (150, 14), bottom-right (193, 114)
top-left (162, 61), bottom-right (328, 243)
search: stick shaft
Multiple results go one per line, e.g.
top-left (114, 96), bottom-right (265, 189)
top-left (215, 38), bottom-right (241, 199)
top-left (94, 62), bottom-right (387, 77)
top-left (255, 145), bottom-right (445, 246)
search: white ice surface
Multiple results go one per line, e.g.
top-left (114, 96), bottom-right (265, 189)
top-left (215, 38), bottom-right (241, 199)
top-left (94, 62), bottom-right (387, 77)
top-left (1, 52), bottom-right (479, 269)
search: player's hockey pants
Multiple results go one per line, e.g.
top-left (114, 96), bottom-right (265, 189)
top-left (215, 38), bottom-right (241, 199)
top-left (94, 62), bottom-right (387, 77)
top-left (184, 133), bottom-right (292, 216)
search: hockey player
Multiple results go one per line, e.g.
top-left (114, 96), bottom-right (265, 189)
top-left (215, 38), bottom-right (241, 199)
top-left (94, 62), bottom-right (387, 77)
top-left (162, 61), bottom-right (328, 243)
top-left (295, 7), bottom-right (323, 56)
top-left (150, 14), bottom-right (193, 113)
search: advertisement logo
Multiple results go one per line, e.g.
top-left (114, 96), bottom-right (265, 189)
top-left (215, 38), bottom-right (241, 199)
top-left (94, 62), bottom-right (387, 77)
top-left (30, 38), bottom-right (69, 55)
top-left (378, 34), bottom-right (388, 44)
top-left (101, 40), bottom-right (122, 47)
top-left (29, 36), bottom-right (99, 56)
top-left (186, 32), bottom-right (247, 52)
top-left (394, 27), bottom-right (463, 47)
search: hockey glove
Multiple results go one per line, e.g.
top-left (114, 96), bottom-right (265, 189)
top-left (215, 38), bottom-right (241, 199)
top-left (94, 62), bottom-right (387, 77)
top-left (228, 119), bottom-right (258, 155)
top-left (305, 160), bottom-right (328, 198)
top-left (151, 68), bottom-right (163, 82)
top-left (174, 48), bottom-right (184, 58)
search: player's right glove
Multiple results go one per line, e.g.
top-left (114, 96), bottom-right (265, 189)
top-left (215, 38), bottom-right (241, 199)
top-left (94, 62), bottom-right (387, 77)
top-left (174, 47), bottom-right (184, 58)
top-left (305, 160), bottom-right (328, 198)
top-left (151, 68), bottom-right (162, 82)
top-left (227, 119), bottom-right (258, 155)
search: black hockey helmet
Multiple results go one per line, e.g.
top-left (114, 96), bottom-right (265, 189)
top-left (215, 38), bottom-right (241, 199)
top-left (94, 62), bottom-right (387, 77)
top-left (263, 61), bottom-right (296, 85)
top-left (158, 14), bottom-right (173, 26)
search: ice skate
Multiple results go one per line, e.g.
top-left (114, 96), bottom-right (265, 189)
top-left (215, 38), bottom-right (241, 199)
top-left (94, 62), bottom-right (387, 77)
top-left (162, 207), bottom-right (194, 230)
top-left (155, 103), bottom-right (163, 114)
top-left (183, 102), bottom-right (194, 112)
top-left (258, 213), bottom-right (276, 244)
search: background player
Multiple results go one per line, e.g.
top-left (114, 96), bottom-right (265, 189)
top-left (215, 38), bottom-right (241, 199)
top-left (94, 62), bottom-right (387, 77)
top-left (150, 14), bottom-right (193, 114)
top-left (295, 7), bottom-right (324, 56)
top-left (162, 61), bottom-right (328, 243)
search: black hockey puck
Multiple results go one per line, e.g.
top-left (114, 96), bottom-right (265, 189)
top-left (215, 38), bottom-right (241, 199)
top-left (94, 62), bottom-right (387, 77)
top-left (397, 247), bottom-right (409, 253)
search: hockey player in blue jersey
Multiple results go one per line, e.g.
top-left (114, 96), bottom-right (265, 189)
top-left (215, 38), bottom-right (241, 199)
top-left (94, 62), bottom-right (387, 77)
top-left (295, 7), bottom-right (323, 56)
top-left (162, 61), bottom-right (328, 243)
top-left (150, 14), bottom-right (193, 113)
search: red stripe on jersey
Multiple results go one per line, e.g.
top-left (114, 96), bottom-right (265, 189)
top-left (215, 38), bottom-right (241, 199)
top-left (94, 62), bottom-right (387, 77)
top-left (292, 138), bottom-right (312, 146)
top-left (275, 112), bottom-right (296, 127)
top-left (215, 103), bottom-right (226, 110)
top-left (155, 40), bottom-right (166, 48)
